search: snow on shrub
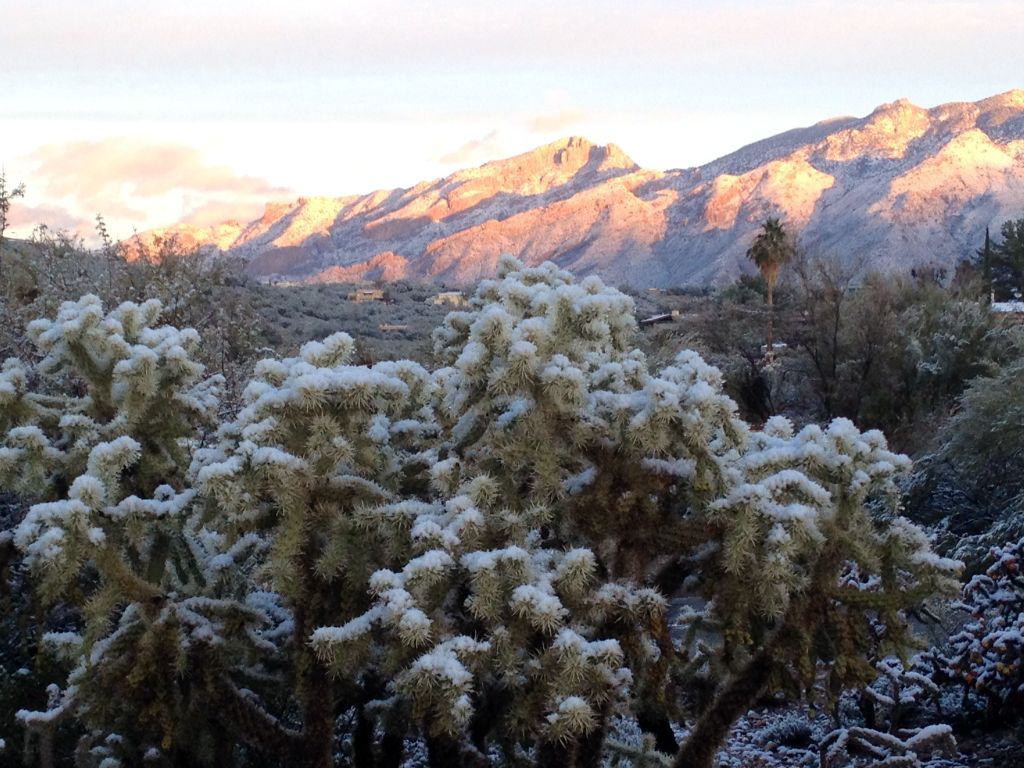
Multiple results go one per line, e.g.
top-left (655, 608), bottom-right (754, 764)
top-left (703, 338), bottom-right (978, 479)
top-left (940, 536), bottom-right (1024, 717)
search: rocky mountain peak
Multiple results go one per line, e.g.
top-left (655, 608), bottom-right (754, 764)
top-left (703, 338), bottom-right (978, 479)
top-left (492, 135), bottom-right (634, 172)
top-left (819, 98), bottom-right (931, 161)
top-left (439, 136), bottom-right (639, 202)
top-left (979, 88), bottom-right (1024, 111)
top-left (144, 89), bottom-right (1024, 289)
top-left (870, 96), bottom-right (919, 114)
top-left (261, 201), bottom-right (295, 225)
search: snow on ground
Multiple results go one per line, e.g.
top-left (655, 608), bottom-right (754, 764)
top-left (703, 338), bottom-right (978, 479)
top-left (991, 301), bottom-right (1024, 313)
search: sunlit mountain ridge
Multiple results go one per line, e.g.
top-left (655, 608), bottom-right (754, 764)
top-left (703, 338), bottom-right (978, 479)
top-left (142, 90), bottom-right (1024, 286)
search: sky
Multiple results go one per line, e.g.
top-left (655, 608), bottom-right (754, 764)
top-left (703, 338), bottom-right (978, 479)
top-left (2, 0), bottom-right (1023, 240)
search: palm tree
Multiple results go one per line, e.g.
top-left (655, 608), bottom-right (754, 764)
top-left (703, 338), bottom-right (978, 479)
top-left (746, 217), bottom-right (795, 359)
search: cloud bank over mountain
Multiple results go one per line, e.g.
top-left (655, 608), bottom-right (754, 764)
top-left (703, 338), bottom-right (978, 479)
top-left (10, 139), bottom-right (294, 238)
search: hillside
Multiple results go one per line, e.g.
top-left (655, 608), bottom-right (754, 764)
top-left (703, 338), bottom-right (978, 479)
top-left (142, 90), bottom-right (1024, 286)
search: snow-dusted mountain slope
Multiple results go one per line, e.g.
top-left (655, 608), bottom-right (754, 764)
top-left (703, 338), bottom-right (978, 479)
top-left (142, 90), bottom-right (1024, 286)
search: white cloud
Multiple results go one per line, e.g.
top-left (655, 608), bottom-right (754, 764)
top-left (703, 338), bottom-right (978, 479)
top-left (3, 1), bottom-right (1019, 85)
top-left (529, 108), bottom-right (586, 135)
top-left (440, 130), bottom-right (503, 166)
top-left (7, 136), bottom-right (294, 239)
top-left (6, 203), bottom-right (92, 238)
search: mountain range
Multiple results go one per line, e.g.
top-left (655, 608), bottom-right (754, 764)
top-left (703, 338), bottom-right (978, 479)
top-left (144, 90), bottom-right (1024, 287)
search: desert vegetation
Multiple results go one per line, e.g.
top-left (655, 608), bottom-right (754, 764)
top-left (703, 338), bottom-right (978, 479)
top-left (2, 198), bottom-right (1024, 767)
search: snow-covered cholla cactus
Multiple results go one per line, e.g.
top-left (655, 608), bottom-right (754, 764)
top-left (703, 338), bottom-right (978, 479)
top-left (2, 263), bottom-right (964, 768)
top-left (0, 296), bottom-right (283, 761)
top-left (429, 260), bottom-right (747, 603)
top-left (314, 260), bottom-right (690, 763)
top-left (940, 536), bottom-right (1024, 716)
top-left (312, 259), bottom-right (959, 768)
top-left (672, 417), bottom-right (961, 768)
top-left (1, 294), bottom-right (220, 600)
top-left (314, 485), bottom-right (663, 765)
top-left (702, 416), bottom-right (962, 677)
top-left (194, 330), bottom-right (439, 766)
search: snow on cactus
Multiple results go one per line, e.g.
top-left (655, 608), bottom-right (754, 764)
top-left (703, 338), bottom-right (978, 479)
top-left (2, 262), bottom-right (966, 768)
top-left (315, 259), bottom-right (961, 768)
top-left (191, 329), bottom-right (441, 765)
top-left (316, 259), bottom-right (730, 760)
top-left (1, 295), bottom-right (221, 601)
top-left (692, 416), bottom-right (961, 672)
top-left (1, 296), bottom-right (285, 764)
top-left (671, 413), bottom-right (961, 768)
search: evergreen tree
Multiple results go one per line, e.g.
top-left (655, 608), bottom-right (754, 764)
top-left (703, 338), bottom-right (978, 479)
top-left (987, 218), bottom-right (1024, 301)
top-left (975, 227), bottom-right (994, 300)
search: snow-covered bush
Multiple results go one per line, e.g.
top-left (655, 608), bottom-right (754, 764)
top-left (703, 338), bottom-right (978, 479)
top-left (939, 536), bottom-right (1024, 719)
top-left (753, 711), bottom-right (814, 748)
top-left (860, 655), bottom-right (941, 733)
top-left (820, 723), bottom-right (956, 768)
top-left (1, 260), bottom-right (962, 768)
top-left (914, 356), bottom-right (1024, 568)
top-left (0, 227), bottom-right (265, 397)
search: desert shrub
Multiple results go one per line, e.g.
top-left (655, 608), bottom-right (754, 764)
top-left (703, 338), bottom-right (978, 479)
top-left (718, 273), bottom-right (770, 306)
top-left (858, 655), bottom-right (942, 734)
top-left (0, 225), bottom-right (266, 401)
top-left (938, 536), bottom-right (1024, 720)
top-left (819, 723), bottom-right (956, 768)
top-left (909, 350), bottom-right (1024, 566)
top-left (784, 260), bottom-right (1004, 449)
top-left (754, 712), bottom-right (814, 748)
top-left (818, 655), bottom-right (956, 768)
top-left (683, 261), bottom-right (1003, 440)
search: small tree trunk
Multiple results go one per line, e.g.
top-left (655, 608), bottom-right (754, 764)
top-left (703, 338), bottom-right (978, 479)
top-left (212, 727), bottom-right (235, 767)
top-left (295, 551), bottom-right (336, 768)
top-left (352, 707), bottom-right (375, 768)
top-left (537, 738), bottom-right (576, 768)
top-left (638, 709), bottom-right (679, 755)
top-left (380, 731), bottom-right (405, 768)
top-left (38, 728), bottom-right (55, 768)
top-left (298, 657), bottom-right (335, 767)
top-left (578, 719), bottom-right (609, 768)
top-left (766, 278), bottom-right (775, 360)
top-left (426, 733), bottom-right (460, 768)
top-left (672, 651), bottom-right (773, 768)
